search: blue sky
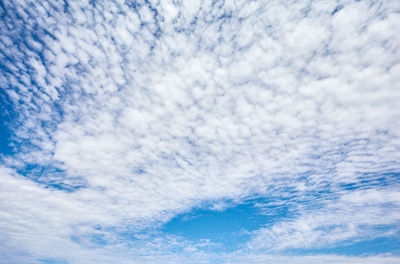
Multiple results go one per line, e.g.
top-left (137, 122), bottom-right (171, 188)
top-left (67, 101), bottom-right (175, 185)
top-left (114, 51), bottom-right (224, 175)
top-left (1, 0), bottom-right (400, 263)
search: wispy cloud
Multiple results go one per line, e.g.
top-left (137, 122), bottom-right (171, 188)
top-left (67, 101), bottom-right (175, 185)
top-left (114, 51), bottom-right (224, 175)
top-left (249, 188), bottom-right (400, 251)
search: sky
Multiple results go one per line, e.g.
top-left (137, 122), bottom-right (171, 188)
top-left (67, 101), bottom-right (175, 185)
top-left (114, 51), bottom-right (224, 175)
top-left (0, 0), bottom-right (400, 263)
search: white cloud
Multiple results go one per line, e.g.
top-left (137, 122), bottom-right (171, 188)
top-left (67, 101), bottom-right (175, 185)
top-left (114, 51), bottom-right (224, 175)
top-left (0, 0), bottom-right (399, 262)
top-left (225, 254), bottom-right (400, 264)
top-left (249, 188), bottom-right (400, 251)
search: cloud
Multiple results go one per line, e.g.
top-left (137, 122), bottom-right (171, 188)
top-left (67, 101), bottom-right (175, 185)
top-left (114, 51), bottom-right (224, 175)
top-left (248, 188), bottom-right (400, 251)
top-left (0, 0), bottom-right (399, 263)
top-left (224, 254), bottom-right (400, 264)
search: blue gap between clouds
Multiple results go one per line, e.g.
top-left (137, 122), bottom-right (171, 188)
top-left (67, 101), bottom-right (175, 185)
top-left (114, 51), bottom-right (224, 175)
top-left (16, 163), bottom-right (86, 192)
top-left (38, 259), bottom-right (69, 264)
top-left (0, 88), bottom-right (15, 155)
top-left (162, 198), bottom-right (292, 251)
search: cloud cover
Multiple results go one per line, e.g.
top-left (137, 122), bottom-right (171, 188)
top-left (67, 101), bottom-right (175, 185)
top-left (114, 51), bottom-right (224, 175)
top-left (0, 0), bottom-right (400, 263)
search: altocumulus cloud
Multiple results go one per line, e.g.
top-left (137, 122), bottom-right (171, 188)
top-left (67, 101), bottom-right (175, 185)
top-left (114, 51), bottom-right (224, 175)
top-left (0, 0), bottom-right (400, 263)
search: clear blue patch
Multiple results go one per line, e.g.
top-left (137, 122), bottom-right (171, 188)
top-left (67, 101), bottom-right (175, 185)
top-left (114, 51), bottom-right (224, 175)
top-left (162, 199), bottom-right (291, 251)
top-left (0, 88), bottom-right (15, 155)
top-left (38, 259), bottom-right (69, 264)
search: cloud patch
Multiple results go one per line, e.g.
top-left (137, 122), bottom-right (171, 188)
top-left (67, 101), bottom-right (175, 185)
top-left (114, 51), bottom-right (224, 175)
top-left (0, 0), bottom-right (399, 263)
